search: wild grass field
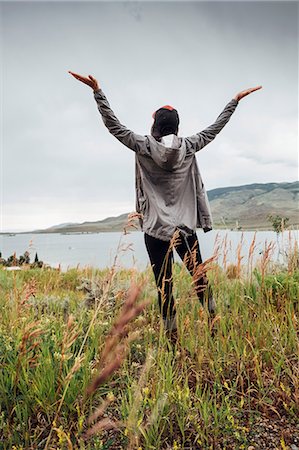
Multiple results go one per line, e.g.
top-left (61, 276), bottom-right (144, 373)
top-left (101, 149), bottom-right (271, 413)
top-left (0, 231), bottom-right (298, 449)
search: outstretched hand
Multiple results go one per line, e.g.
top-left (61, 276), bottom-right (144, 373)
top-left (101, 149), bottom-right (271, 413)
top-left (68, 71), bottom-right (100, 91)
top-left (234, 85), bottom-right (262, 101)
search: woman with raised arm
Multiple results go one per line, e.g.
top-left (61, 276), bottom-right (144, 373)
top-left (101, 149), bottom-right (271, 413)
top-left (69, 71), bottom-right (262, 335)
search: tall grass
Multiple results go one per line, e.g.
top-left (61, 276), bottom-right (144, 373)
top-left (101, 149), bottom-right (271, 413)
top-left (0, 229), bottom-right (298, 449)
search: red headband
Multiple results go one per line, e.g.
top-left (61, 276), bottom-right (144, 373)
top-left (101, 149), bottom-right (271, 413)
top-left (152, 105), bottom-right (175, 119)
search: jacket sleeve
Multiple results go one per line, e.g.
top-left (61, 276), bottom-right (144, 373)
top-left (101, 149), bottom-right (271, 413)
top-left (93, 89), bottom-right (147, 153)
top-left (185, 98), bottom-right (239, 152)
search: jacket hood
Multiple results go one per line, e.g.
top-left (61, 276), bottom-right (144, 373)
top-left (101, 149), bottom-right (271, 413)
top-left (149, 134), bottom-right (186, 171)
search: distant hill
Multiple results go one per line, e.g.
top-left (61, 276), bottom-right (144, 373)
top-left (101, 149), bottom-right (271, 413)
top-left (24, 181), bottom-right (299, 234)
top-left (31, 214), bottom-right (130, 234)
top-left (208, 181), bottom-right (299, 230)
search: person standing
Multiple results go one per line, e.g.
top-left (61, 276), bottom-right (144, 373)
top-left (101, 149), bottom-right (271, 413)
top-left (69, 71), bottom-right (262, 333)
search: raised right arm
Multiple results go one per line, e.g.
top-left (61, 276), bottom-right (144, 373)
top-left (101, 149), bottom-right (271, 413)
top-left (185, 98), bottom-right (239, 152)
top-left (185, 85), bottom-right (262, 153)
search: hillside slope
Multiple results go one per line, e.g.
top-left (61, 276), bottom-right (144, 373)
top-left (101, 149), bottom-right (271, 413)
top-left (31, 181), bottom-right (299, 233)
top-left (209, 181), bottom-right (299, 229)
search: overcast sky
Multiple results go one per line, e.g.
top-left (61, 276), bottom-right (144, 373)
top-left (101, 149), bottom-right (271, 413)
top-left (1, 1), bottom-right (298, 232)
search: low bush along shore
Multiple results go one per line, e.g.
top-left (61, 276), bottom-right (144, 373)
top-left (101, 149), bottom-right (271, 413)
top-left (0, 233), bottom-right (298, 449)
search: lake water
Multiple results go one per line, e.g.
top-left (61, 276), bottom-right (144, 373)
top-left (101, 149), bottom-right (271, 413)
top-left (1, 229), bottom-right (298, 271)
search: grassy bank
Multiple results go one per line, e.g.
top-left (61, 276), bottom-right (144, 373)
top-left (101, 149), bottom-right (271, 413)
top-left (0, 235), bottom-right (298, 449)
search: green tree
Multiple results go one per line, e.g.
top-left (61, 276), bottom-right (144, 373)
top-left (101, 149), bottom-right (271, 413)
top-left (267, 214), bottom-right (289, 234)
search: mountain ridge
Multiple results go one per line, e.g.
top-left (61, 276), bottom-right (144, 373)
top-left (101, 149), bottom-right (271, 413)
top-left (4, 181), bottom-right (298, 234)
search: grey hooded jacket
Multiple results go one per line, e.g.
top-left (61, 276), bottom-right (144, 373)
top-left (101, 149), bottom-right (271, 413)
top-left (94, 89), bottom-right (239, 241)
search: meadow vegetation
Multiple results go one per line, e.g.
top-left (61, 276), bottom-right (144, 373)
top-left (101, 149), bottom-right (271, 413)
top-left (0, 231), bottom-right (298, 449)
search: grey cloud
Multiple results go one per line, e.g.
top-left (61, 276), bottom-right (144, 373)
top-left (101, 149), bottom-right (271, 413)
top-left (2, 1), bottom-right (297, 231)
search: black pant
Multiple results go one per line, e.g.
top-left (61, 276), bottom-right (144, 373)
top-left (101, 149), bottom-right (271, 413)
top-left (144, 229), bottom-right (211, 319)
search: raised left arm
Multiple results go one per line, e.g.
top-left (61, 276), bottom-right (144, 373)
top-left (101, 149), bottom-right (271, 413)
top-left (185, 98), bottom-right (239, 152)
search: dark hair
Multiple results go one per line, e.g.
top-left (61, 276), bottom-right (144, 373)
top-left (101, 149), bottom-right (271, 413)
top-left (151, 107), bottom-right (179, 141)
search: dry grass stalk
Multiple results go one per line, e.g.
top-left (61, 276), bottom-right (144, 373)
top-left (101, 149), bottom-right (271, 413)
top-left (86, 351), bottom-right (126, 395)
top-left (226, 235), bottom-right (245, 279)
top-left (213, 232), bottom-right (221, 256)
top-left (84, 417), bottom-right (123, 438)
top-left (65, 355), bottom-right (85, 384)
top-left (286, 230), bottom-right (299, 273)
top-left (124, 212), bottom-right (143, 235)
top-left (96, 284), bottom-right (150, 369)
top-left (87, 284), bottom-right (146, 386)
top-left (222, 233), bottom-right (230, 270)
top-left (45, 236), bottom-right (131, 449)
top-left (14, 321), bottom-right (43, 387)
top-left (143, 392), bottom-right (168, 430)
top-left (56, 314), bottom-right (80, 397)
top-left (209, 313), bottom-right (220, 332)
top-left (18, 322), bottom-right (43, 358)
top-left (236, 232), bottom-right (244, 278)
top-left (112, 300), bottom-right (150, 335)
top-left (87, 396), bottom-right (115, 425)
top-left (191, 254), bottom-right (218, 293)
top-left (84, 282), bottom-right (149, 440)
top-left (248, 232), bottom-right (257, 279)
top-left (212, 233), bottom-right (222, 285)
top-left (20, 279), bottom-right (37, 309)
top-left (260, 241), bottom-right (276, 281)
top-left (85, 349), bottom-right (148, 439)
top-left (125, 350), bottom-right (155, 449)
top-left (225, 264), bottom-right (238, 279)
